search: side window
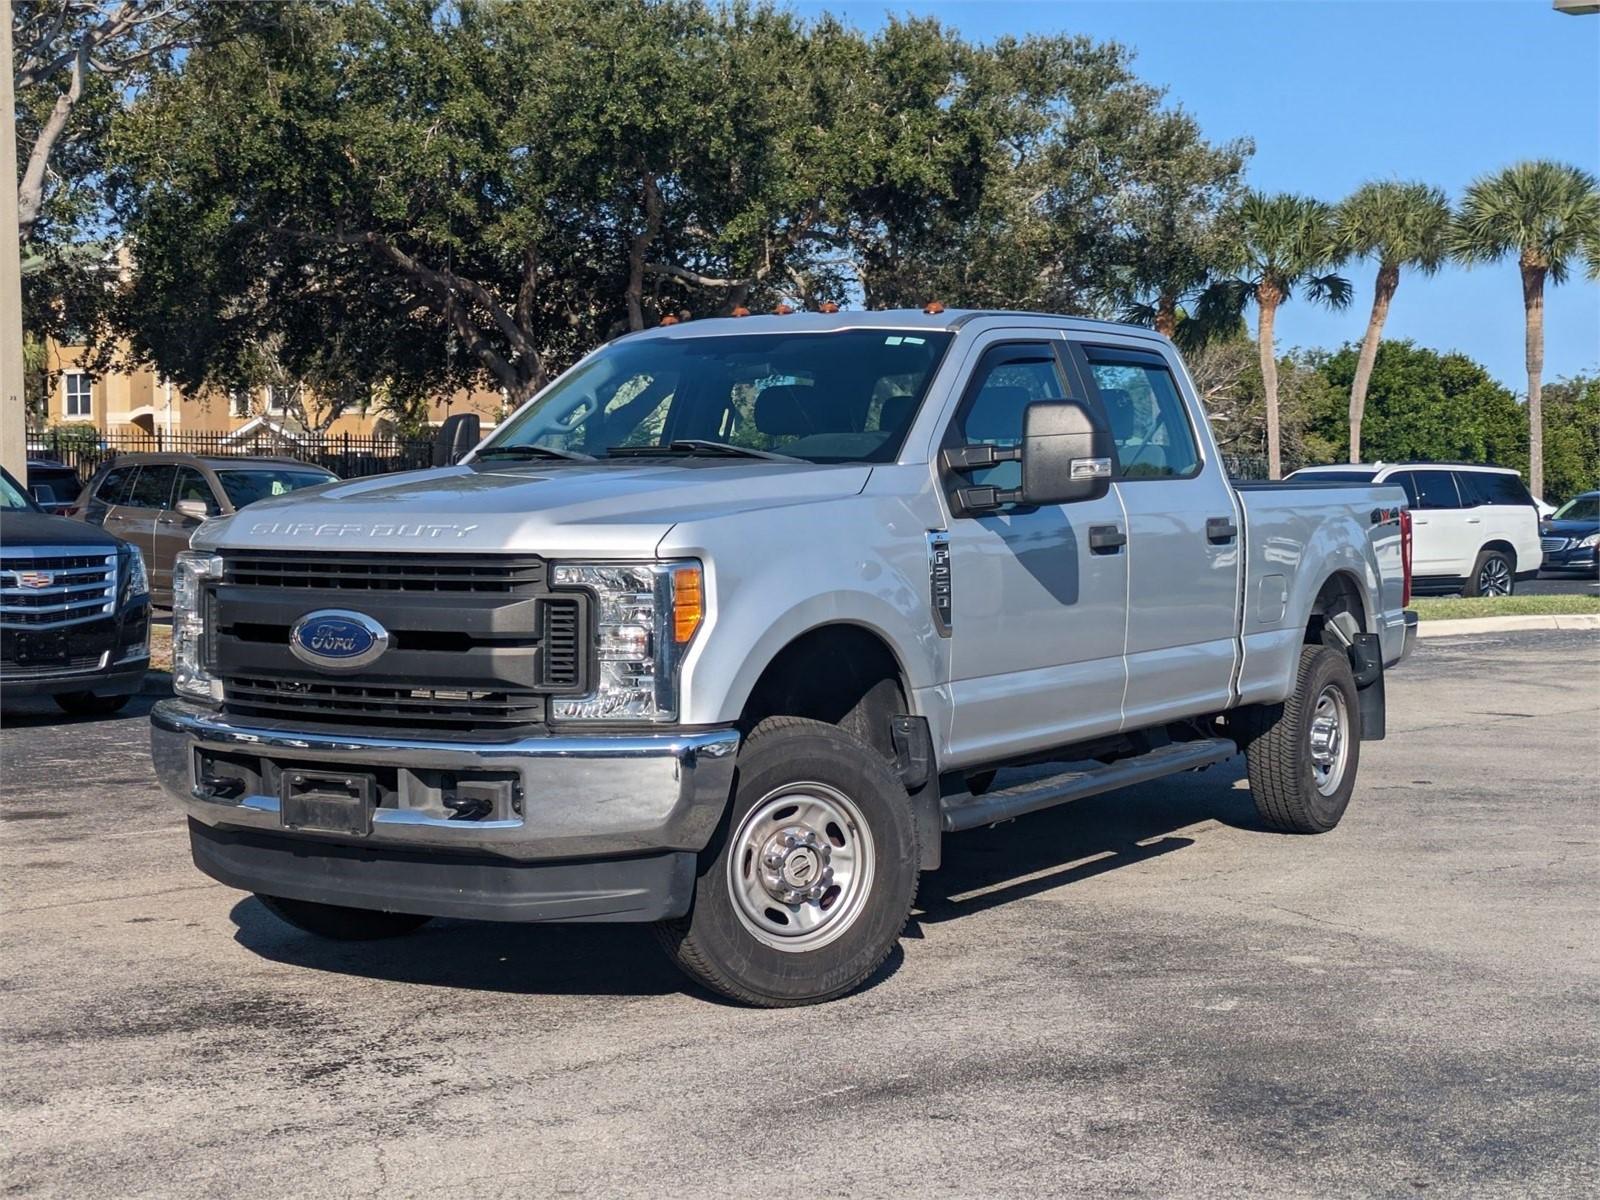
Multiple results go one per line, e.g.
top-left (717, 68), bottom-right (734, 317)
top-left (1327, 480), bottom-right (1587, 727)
top-left (1396, 469), bottom-right (1462, 510)
top-left (1458, 471), bottom-right (1532, 508)
top-left (1083, 351), bottom-right (1200, 480)
top-left (173, 467), bottom-right (220, 515)
top-left (948, 343), bottom-right (1067, 489)
top-left (95, 466), bottom-right (137, 505)
top-left (126, 464), bottom-right (177, 510)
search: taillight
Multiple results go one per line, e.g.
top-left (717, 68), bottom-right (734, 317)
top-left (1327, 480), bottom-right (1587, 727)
top-left (1399, 507), bottom-right (1413, 607)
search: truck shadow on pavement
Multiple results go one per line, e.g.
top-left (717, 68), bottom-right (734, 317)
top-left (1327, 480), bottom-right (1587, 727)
top-left (227, 757), bottom-right (1257, 1000)
top-left (914, 757), bottom-right (1258, 927)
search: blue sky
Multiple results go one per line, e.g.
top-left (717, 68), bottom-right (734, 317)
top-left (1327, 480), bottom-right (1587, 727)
top-left (792, 0), bottom-right (1600, 391)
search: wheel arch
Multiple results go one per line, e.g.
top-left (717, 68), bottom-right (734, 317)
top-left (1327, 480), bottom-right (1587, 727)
top-left (1304, 568), bottom-right (1371, 644)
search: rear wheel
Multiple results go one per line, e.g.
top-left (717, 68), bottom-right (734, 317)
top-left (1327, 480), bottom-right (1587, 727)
top-left (1241, 645), bottom-right (1360, 834)
top-left (257, 895), bottom-right (433, 940)
top-left (1464, 549), bottom-right (1514, 597)
top-left (656, 716), bottom-right (920, 1007)
top-left (53, 691), bottom-right (132, 717)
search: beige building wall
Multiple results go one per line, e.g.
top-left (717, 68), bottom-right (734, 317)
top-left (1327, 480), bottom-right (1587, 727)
top-left (39, 339), bottom-right (507, 440)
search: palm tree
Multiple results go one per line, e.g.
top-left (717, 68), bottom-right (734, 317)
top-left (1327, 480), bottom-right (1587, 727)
top-left (1209, 192), bottom-right (1350, 477)
top-left (1453, 161), bottom-right (1600, 500)
top-left (1334, 182), bottom-right (1452, 462)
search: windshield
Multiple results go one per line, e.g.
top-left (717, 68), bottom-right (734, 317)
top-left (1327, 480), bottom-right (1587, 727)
top-left (1551, 494), bottom-right (1599, 522)
top-left (216, 468), bottom-right (336, 510)
top-left (482, 329), bottom-right (953, 464)
top-left (1, 468), bottom-right (38, 512)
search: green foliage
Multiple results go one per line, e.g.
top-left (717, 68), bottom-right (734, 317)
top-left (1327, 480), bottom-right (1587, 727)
top-left (1335, 181), bottom-right (1453, 272)
top-left (1541, 375), bottom-right (1600, 502)
top-left (104, 0), bottom-right (1243, 406)
top-left (47, 423), bottom-right (103, 454)
top-left (1453, 160), bottom-right (1600, 281)
top-left (1214, 191), bottom-right (1351, 310)
top-left (1411, 595), bottom-right (1600, 620)
top-left (1305, 340), bottom-right (1526, 470)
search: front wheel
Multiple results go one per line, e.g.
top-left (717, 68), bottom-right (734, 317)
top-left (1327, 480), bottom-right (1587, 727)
top-left (1240, 645), bottom-right (1361, 834)
top-left (656, 716), bottom-right (920, 1007)
top-left (257, 895), bottom-right (433, 940)
top-left (1464, 549), bottom-right (1514, 597)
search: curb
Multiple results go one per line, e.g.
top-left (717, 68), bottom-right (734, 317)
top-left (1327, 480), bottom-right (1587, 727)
top-left (1416, 613), bottom-right (1600, 638)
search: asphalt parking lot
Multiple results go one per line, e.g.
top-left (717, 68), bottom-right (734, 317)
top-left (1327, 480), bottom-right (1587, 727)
top-left (2, 629), bottom-right (1596, 1198)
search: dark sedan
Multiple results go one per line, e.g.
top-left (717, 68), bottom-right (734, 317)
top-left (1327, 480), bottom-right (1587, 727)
top-left (1540, 491), bottom-right (1599, 578)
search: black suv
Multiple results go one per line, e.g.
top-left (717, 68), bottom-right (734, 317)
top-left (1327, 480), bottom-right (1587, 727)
top-left (0, 466), bottom-right (151, 715)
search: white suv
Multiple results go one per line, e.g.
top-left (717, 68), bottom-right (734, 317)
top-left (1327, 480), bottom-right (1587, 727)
top-left (1289, 463), bottom-right (1541, 596)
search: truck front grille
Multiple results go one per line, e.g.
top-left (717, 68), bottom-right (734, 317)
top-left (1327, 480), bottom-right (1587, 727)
top-left (0, 550), bottom-right (118, 629)
top-left (222, 675), bottom-right (546, 731)
top-left (212, 551), bottom-right (586, 734)
top-left (222, 551), bottom-right (545, 594)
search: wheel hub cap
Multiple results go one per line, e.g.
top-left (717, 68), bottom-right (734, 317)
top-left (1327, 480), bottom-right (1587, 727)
top-left (761, 826), bottom-right (835, 903)
top-left (1308, 685), bottom-right (1350, 797)
top-left (727, 783), bottom-right (876, 953)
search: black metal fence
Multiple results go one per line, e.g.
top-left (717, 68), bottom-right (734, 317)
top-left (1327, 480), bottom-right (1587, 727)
top-left (26, 427), bottom-right (436, 481)
top-left (27, 426), bottom-right (1292, 485)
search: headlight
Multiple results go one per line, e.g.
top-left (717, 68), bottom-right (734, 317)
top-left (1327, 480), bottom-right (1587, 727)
top-left (120, 544), bottom-right (149, 601)
top-left (172, 551), bottom-right (223, 702)
top-left (550, 560), bottom-right (704, 722)
top-left (1578, 533), bottom-right (1598, 549)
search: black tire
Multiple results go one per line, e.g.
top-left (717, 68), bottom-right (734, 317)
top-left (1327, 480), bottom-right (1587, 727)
top-left (1463, 549), bottom-right (1515, 597)
top-left (52, 691), bottom-right (132, 716)
top-left (1240, 645), bottom-right (1361, 834)
top-left (655, 716), bottom-right (920, 1007)
top-left (256, 894), bottom-right (434, 940)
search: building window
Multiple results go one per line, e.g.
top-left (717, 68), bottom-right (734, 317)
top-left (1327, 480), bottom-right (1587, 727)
top-left (230, 388), bottom-right (252, 419)
top-left (265, 385), bottom-right (288, 415)
top-left (64, 372), bottom-right (92, 418)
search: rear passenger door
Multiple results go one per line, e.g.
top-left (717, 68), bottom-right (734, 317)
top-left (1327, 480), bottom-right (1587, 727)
top-left (1073, 341), bottom-right (1242, 729)
top-left (1388, 470), bottom-right (1470, 577)
top-left (1455, 470), bottom-right (1540, 579)
top-left (86, 464), bottom-right (138, 531)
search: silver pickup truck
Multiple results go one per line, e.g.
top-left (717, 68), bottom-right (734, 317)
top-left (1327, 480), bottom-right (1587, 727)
top-left (151, 309), bottom-right (1418, 1006)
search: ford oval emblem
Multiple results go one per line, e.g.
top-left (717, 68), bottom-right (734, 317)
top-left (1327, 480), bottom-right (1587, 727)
top-left (289, 609), bottom-right (389, 671)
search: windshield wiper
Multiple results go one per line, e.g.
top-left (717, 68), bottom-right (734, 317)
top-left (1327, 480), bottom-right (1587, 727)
top-left (606, 440), bottom-right (802, 463)
top-left (474, 445), bottom-right (595, 463)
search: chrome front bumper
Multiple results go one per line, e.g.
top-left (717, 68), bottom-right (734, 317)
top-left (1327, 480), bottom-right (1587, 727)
top-left (150, 700), bottom-right (740, 861)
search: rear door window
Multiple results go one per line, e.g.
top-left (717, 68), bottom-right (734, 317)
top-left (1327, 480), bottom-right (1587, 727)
top-left (1081, 347), bottom-right (1201, 480)
top-left (1388, 470), bottom-right (1462, 510)
top-left (95, 465), bottom-right (138, 505)
top-left (1457, 471), bottom-right (1533, 508)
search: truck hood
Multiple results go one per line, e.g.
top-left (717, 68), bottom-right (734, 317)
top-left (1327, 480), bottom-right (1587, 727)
top-left (194, 460), bottom-right (873, 556)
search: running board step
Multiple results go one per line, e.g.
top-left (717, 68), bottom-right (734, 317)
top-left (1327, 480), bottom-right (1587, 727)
top-left (940, 737), bottom-right (1237, 833)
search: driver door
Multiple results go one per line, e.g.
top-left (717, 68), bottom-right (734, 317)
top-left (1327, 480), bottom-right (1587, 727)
top-left (939, 337), bottom-right (1129, 767)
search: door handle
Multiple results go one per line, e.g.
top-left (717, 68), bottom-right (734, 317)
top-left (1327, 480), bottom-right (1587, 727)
top-left (1088, 524), bottom-right (1126, 552)
top-left (1466, 517), bottom-right (1482, 524)
top-left (1206, 517), bottom-right (1238, 543)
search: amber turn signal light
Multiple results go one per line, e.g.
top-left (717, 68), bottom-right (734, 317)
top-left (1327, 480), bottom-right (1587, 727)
top-left (673, 565), bottom-right (704, 644)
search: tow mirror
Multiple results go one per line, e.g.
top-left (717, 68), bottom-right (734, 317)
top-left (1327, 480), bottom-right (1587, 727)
top-left (1019, 401), bottom-right (1113, 505)
top-left (945, 399), bottom-right (1113, 513)
top-left (433, 412), bottom-right (482, 466)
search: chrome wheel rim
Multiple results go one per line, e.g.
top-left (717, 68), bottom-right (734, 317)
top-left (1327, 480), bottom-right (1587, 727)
top-left (1478, 557), bottom-right (1512, 596)
top-left (1308, 685), bottom-right (1350, 797)
top-left (727, 782), bottom-right (875, 953)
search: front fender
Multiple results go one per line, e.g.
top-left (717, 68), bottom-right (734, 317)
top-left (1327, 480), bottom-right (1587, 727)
top-left (659, 490), bottom-right (946, 727)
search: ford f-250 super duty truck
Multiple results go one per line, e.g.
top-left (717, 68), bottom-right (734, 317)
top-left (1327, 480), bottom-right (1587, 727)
top-left (151, 309), bottom-right (1418, 1006)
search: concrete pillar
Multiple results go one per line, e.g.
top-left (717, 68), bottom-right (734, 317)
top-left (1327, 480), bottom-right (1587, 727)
top-left (0, 0), bottom-right (28, 480)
